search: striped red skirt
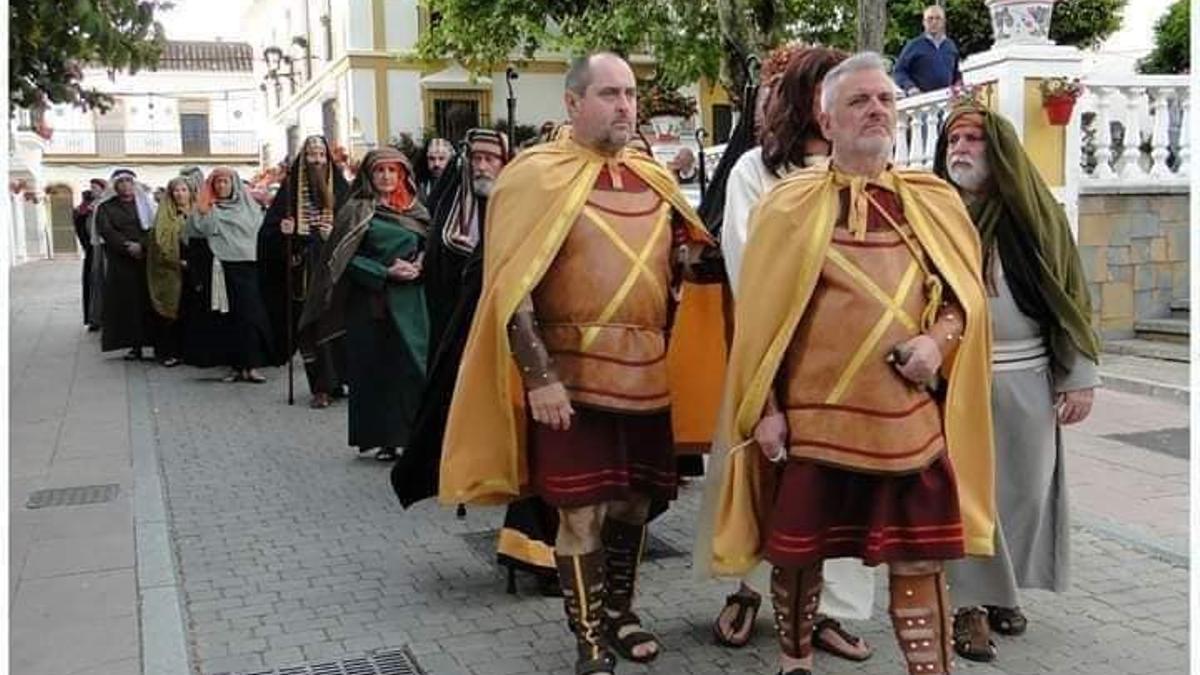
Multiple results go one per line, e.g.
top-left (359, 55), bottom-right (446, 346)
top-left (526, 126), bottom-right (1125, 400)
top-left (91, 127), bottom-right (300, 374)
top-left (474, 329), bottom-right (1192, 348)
top-left (528, 406), bottom-right (677, 508)
top-left (764, 453), bottom-right (965, 567)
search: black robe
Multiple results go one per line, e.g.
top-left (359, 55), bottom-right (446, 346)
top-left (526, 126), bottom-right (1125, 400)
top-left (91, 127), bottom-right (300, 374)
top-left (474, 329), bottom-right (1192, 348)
top-left (179, 238), bottom-right (238, 367)
top-left (74, 204), bottom-right (95, 326)
top-left (391, 213), bottom-right (561, 581)
top-left (257, 166), bottom-right (350, 367)
top-left (419, 157), bottom-right (469, 347)
top-left (96, 199), bottom-right (151, 352)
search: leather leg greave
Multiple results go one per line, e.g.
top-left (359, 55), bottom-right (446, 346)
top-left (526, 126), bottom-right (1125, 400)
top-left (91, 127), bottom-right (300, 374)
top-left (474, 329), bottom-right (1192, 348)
top-left (555, 551), bottom-right (614, 670)
top-left (889, 567), bottom-right (954, 674)
top-left (601, 519), bottom-right (646, 616)
top-left (770, 562), bottom-right (822, 659)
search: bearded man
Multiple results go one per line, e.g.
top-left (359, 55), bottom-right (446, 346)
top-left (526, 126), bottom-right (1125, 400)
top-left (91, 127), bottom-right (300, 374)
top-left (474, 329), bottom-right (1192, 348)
top-left (423, 129), bottom-right (509, 346)
top-left (934, 103), bottom-right (1100, 664)
top-left (260, 135), bottom-right (351, 408)
top-left (95, 169), bottom-right (157, 359)
top-left (417, 137), bottom-right (454, 204)
top-left (711, 52), bottom-right (995, 675)
top-left (439, 52), bottom-right (725, 674)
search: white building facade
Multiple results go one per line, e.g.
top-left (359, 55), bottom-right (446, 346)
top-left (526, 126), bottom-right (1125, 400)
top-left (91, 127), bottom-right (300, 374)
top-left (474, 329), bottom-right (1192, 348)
top-left (243, 0), bottom-right (669, 166)
top-left (27, 40), bottom-right (261, 260)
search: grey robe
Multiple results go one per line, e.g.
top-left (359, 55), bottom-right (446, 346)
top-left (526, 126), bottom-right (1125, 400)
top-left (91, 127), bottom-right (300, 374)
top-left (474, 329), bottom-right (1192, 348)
top-left (947, 260), bottom-right (1099, 607)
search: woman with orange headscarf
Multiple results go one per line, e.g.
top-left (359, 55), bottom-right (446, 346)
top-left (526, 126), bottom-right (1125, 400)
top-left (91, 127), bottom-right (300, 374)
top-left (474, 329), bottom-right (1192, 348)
top-left (300, 148), bottom-right (431, 461)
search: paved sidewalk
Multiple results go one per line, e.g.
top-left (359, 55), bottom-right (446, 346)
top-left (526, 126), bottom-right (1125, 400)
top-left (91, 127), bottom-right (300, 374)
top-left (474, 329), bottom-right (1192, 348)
top-left (10, 261), bottom-right (139, 675)
top-left (9, 260), bottom-right (1191, 675)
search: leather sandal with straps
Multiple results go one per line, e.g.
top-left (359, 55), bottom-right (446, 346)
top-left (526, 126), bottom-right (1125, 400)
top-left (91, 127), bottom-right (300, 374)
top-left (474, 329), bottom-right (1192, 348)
top-left (713, 591), bottom-right (761, 648)
top-left (985, 605), bottom-right (1028, 636)
top-left (604, 610), bottom-right (660, 663)
top-left (812, 616), bottom-right (872, 661)
top-left (953, 607), bottom-right (997, 663)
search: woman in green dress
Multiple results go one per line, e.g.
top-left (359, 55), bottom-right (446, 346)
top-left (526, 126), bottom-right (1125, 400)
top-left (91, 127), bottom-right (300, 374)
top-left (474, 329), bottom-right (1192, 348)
top-left (303, 148), bottom-right (431, 461)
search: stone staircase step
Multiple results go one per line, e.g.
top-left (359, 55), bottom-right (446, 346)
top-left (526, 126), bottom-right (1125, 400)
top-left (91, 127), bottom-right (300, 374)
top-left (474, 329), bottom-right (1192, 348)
top-left (1170, 297), bottom-right (1189, 318)
top-left (1099, 353), bottom-right (1190, 404)
top-left (1104, 338), bottom-right (1190, 363)
top-left (1134, 318), bottom-right (1190, 344)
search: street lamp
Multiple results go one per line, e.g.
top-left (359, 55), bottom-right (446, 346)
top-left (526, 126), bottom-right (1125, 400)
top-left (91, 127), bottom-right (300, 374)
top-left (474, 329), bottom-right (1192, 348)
top-left (262, 45), bottom-right (297, 96)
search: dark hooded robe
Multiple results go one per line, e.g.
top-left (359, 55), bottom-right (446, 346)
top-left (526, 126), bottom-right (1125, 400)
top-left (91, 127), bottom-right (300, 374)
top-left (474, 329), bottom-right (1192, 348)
top-left (391, 130), bottom-right (562, 590)
top-left (258, 136), bottom-right (351, 393)
top-left (301, 148), bottom-right (430, 449)
top-left (96, 175), bottom-right (156, 352)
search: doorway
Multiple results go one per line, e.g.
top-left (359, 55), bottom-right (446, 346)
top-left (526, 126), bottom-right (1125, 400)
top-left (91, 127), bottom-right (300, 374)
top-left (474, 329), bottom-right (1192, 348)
top-left (46, 185), bottom-right (78, 256)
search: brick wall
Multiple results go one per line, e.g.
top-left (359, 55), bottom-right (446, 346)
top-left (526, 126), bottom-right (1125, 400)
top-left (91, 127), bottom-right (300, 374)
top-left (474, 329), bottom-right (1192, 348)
top-left (1077, 191), bottom-right (1189, 339)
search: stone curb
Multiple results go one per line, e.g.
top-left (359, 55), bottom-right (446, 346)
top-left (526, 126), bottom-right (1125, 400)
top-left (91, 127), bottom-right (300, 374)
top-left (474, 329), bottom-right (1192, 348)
top-left (1100, 371), bottom-right (1190, 404)
top-left (129, 364), bottom-right (194, 675)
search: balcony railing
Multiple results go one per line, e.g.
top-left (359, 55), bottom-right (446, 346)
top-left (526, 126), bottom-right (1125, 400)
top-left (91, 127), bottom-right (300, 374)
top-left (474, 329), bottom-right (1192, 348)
top-left (45, 129), bottom-right (257, 156)
top-left (892, 76), bottom-right (1191, 190)
top-left (1077, 76), bottom-right (1190, 188)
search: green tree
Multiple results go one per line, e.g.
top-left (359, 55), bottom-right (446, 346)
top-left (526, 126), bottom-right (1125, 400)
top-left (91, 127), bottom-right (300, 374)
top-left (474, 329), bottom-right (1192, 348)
top-left (10, 0), bottom-right (168, 113)
top-left (885, 0), bottom-right (1126, 59)
top-left (1139, 0), bottom-right (1189, 74)
top-left (420, 0), bottom-right (1123, 101)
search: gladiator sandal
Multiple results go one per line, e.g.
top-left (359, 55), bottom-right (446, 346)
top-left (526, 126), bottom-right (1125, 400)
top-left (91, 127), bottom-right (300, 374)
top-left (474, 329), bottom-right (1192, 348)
top-left (555, 551), bottom-right (616, 675)
top-left (889, 568), bottom-right (954, 674)
top-left (601, 519), bottom-right (660, 663)
top-left (770, 562), bottom-right (823, 665)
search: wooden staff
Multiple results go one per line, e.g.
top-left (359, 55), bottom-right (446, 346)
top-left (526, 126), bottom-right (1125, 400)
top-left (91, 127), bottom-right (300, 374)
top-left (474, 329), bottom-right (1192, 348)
top-left (285, 226), bottom-right (295, 405)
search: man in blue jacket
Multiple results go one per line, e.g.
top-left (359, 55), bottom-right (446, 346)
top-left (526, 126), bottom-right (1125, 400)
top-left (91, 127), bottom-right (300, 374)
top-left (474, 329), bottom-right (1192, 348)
top-left (893, 4), bottom-right (962, 94)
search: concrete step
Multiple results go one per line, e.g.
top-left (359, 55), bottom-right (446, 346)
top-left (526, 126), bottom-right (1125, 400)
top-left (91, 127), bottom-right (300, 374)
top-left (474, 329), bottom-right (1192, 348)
top-left (1134, 318), bottom-right (1190, 344)
top-left (1170, 297), bottom-right (1189, 319)
top-left (1099, 353), bottom-right (1190, 404)
top-left (1104, 338), bottom-right (1190, 363)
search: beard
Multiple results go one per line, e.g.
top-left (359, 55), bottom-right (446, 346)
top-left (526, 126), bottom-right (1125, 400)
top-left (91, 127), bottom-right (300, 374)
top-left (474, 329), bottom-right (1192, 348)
top-left (947, 154), bottom-right (990, 193)
top-left (471, 176), bottom-right (495, 198)
top-left (849, 133), bottom-right (894, 161)
top-left (305, 162), bottom-right (332, 209)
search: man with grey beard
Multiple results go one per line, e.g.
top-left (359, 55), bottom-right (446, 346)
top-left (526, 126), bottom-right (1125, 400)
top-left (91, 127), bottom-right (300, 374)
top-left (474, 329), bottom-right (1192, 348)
top-left (710, 52), bottom-right (995, 675)
top-left (423, 128), bottom-right (509, 344)
top-left (934, 104), bottom-right (1100, 665)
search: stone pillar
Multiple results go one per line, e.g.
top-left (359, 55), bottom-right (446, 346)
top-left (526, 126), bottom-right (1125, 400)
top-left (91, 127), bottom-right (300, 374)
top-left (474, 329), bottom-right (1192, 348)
top-left (10, 128), bottom-right (52, 263)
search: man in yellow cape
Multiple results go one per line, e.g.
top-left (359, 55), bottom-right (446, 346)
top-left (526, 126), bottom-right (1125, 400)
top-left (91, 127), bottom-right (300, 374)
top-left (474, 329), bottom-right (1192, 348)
top-left (710, 53), bottom-right (995, 675)
top-left (439, 53), bottom-right (725, 673)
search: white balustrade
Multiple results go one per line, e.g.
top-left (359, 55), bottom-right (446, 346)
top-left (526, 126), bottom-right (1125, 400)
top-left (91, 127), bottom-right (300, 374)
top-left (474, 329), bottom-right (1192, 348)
top-left (1078, 75), bottom-right (1189, 187)
top-left (894, 88), bottom-right (955, 170)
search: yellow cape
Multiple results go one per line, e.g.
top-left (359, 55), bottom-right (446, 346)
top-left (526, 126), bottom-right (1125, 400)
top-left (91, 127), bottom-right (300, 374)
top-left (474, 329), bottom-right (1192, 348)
top-left (439, 137), bottom-right (723, 505)
top-left (710, 165), bottom-right (996, 575)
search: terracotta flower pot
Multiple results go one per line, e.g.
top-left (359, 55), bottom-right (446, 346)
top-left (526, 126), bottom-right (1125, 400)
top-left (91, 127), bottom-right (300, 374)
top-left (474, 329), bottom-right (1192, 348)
top-left (1043, 95), bottom-right (1075, 125)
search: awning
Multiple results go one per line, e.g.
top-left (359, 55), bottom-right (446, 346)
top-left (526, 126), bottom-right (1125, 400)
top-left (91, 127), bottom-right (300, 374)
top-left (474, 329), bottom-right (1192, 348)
top-left (419, 64), bottom-right (492, 91)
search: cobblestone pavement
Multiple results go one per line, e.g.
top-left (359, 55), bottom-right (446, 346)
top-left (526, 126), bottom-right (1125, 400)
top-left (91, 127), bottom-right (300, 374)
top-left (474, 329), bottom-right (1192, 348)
top-left (141, 350), bottom-right (1188, 675)
top-left (11, 260), bottom-right (1187, 675)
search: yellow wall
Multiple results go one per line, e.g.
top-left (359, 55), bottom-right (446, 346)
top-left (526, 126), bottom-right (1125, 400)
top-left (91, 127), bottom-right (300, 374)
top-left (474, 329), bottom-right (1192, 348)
top-left (698, 77), bottom-right (732, 146)
top-left (1022, 78), bottom-right (1066, 187)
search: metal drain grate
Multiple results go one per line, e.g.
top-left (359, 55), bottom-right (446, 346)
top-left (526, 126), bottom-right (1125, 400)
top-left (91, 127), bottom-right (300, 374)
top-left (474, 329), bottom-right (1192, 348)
top-left (26, 483), bottom-right (120, 509)
top-left (462, 528), bottom-right (684, 564)
top-left (212, 647), bottom-right (423, 675)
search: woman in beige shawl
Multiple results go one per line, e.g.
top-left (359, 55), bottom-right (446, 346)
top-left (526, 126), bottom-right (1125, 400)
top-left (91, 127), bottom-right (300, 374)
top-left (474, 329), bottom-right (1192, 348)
top-left (147, 177), bottom-right (193, 366)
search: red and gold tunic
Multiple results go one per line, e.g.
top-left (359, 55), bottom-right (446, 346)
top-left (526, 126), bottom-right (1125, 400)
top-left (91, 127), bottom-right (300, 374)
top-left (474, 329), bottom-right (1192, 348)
top-left (531, 165), bottom-right (677, 413)
top-left (765, 183), bottom-right (967, 567)
top-left (777, 187), bottom-right (961, 474)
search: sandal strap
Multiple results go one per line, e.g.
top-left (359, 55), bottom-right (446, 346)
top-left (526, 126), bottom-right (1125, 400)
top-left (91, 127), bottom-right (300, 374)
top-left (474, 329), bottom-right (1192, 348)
top-left (814, 617), bottom-right (862, 645)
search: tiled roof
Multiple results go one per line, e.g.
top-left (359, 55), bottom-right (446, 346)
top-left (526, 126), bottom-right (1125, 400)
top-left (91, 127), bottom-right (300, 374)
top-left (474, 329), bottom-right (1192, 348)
top-left (154, 41), bottom-right (254, 72)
